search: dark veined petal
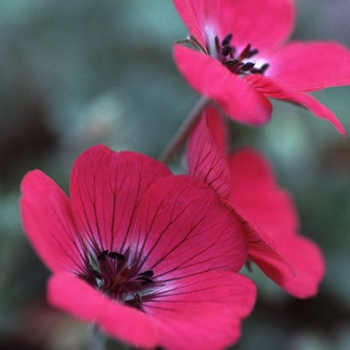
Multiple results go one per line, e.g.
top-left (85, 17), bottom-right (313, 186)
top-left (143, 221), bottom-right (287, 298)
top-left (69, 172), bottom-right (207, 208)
top-left (144, 271), bottom-right (257, 350)
top-left (174, 45), bottom-right (272, 125)
top-left (49, 270), bottom-right (256, 350)
top-left (187, 107), bottom-right (231, 199)
top-left (204, 105), bottom-right (229, 152)
top-left (48, 273), bottom-right (161, 349)
top-left (228, 149), bottom-right (325, 298)
top-left (20, 171), bottom-right (83, 274)
top-left (69, 145), bottom-right (171, 254)
top-left (245, 74), bottom-right (346, 136)
top-left (129, 176), bottom-right (247, 279)
top-left (268, 41), bottom-right (350, 91)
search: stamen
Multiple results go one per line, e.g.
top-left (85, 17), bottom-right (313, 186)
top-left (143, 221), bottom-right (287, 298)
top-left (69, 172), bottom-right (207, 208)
top-left (138, 270), bottom-right (154, 278)
top-left (238, 43), bottom-right (251, 61)
top-left (221, 33), bottom-right (233, 46)
top-left (259, 63), bottom-right (270, 73)
top-left (83, 248), bottom-right (158, 310)
top-left (141, 278), bottom-right (153, 285)
top-left (241, 62), bottom-right (255, 71)
top-left (221, 45), bottom-right (233, 56)
top-left (251, 63), bottom-right (270, 74)
top-left (97, 250), bottom-right (109, 261)
top-left (108, 251), bottom-right (125, 260)
top-left (215, 36), bottom-right (220, 53)
top-left (248, 48), bottom-right (259, 58)
top-left (225, 58), bottom-right (240, 67)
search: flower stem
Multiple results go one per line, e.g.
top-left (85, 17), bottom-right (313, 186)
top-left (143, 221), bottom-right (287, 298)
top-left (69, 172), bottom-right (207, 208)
top-left (159, 96), bottom-right (210, 164)
top-left (89, 324), bottom-right (107, 350)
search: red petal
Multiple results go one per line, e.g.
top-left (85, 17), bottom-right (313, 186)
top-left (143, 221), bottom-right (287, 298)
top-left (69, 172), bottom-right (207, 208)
top-left (268, 41), bottom-right (350, 91)
top-left (245, 74), bottom-right (346, 136)
top-left (205, 105), bottom-right (229, 152)
top-left (187, 107), bottom-right (231, 199)
top-left (251, 234), bottom-right (325, 298)
top-left (20, 171), bottom-right (82, 273)
top-left (130, 176), bottom-right (247, 278)
top-left (49, 271), bottom-right (256, 350)
top-left (218, 0), bottom-right (295, 52)
top-left (174, 45), bottom-right (272, 125)
top-left (70, 145), bottom-right (171, 253)
top-left (48, 273), bottom-right (160, 349)
top-left (228, 149), bottom-right (298, 234)
top-left (228, 149), bottom-right (325, 297)
top-left (173, 0), bottom-right (295, 52)
top-left (145, 271), bottom-right (257, 350)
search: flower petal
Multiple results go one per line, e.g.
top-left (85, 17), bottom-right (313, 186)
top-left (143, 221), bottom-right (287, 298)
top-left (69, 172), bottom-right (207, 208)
top-left (49, 271), bottom-right (256, 350)
top-left (203, 105), bottom-right (229, 152)
top-left (268, 41), bottom-right (350, 91)
top-left (228, 149), bottom-right (298, 234)
top-left (250, 234), bottom-right (325, 298)
top-left (187, 107), bottom-right (231, 199)
top-left (174, 45), bottom-right (272, 125)
top-left (228, 149), bottom-right (325, 297)
top-left (173, 0), bottom-right (295, 52)
top-left (144, 271), bottom-right (257, 350)
top-left (245, 74), bottom-right (346, 136)
top-left (218, 0), bottom-right (295, 52)
top-left (130, 176), bottom-right (247, 279)
top-left (70, 145), bottom-right (171, 253)
top-left (20, 171), bottom-right (82, 273)
top-left (48, 273), bottom-right (161, 349)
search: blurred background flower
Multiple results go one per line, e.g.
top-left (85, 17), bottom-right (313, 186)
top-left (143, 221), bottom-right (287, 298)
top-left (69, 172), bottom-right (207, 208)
top-left (1, 0), bottom-right (350, 349)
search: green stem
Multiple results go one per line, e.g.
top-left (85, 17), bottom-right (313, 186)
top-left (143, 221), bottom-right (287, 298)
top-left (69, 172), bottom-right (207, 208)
top-left (158, 97), bottom-right (210, 164)
top-left (89, 324), bottom-right (107, 350)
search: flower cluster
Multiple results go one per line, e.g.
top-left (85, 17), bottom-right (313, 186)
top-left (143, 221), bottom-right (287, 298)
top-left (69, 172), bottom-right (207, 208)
top-left (19, 0), bottom-right (350, 349)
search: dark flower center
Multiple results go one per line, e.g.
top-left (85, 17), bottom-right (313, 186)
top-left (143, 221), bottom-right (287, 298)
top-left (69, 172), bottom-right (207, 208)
top-left (213, 33), bottom-right (269, 75)
top-left (184, 32), bottom-right (269, 76)
top-left (81, 249), bottom-right (158, 310)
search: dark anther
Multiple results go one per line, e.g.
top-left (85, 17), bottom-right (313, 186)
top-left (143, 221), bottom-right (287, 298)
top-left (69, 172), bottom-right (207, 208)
top-left (108, 251), bottom-right (125, 260)
top-left (241, 62), bottom-right (255, 71)
top-left (221, 33), bottom-right (233, 46)
top-left (97, 250), bottom-right (109, 261)
top-left (141, 278), bottom-right (154, 285)
top-left (251, 63), bottom-right (270, 74)
top-left (224, 58), bottom-right (239, 67)
top-left (215, 36), bottom-right (220, 53)
top-left (259, 63), bottom-right (270, 73)
top-left (221, 44), bottom-right (233, 56)
top-left (138, 270), bottom-right (154, 278)
top-left (247, 48), bottom-right (259, 58)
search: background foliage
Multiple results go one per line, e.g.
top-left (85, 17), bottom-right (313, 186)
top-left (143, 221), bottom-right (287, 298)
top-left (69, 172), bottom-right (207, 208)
top-left (1, 1), bottom-right (350, 349)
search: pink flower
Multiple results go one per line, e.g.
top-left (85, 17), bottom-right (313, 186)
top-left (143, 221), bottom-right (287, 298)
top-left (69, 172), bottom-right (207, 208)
top-left (173, 0), bottom-right (350, 135)
top-left (187, 107), bottom-right (325, 298)
top-left (20, 144), bottom-right (256, 350)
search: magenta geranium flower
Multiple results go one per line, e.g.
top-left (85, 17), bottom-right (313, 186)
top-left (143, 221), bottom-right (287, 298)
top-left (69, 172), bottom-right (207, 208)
top-left (187, 107), bottom-right (325, 298)
top-left (20, 144), bottom-right (256, 350)
top-left (173, 0), bottom-right (350, 135)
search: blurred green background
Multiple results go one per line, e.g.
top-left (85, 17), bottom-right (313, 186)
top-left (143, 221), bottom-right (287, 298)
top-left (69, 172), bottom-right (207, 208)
top-left (1, 1), bottom-right (350, 349)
